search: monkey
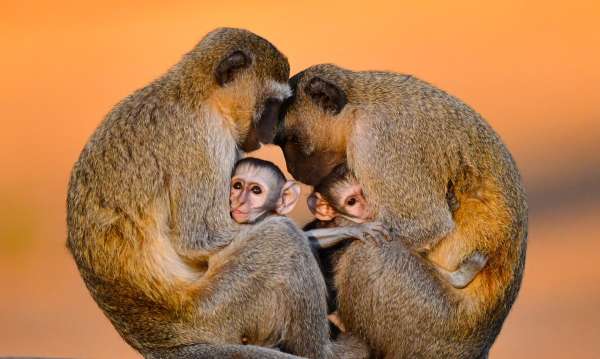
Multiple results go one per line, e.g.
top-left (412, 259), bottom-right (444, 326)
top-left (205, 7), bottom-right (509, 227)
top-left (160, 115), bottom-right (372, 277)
top-left (66, 29), bottom-right (366, 359)
top-left (275, 64), bottom-right (528, 358)
top-left (230, 157), bottom-right (390, 248)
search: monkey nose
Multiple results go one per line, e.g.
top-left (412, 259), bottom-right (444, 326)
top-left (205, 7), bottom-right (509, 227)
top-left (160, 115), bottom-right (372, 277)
top-left (232, 197), bottom-right (243, 206)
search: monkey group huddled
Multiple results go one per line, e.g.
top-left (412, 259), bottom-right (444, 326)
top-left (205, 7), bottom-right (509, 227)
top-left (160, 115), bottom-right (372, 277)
top-left (67, 27), bottom-right (527, 359)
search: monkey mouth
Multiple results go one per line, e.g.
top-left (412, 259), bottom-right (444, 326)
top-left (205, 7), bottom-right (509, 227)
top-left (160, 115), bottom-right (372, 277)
top-left (231, 209), bottom-right (251, 223)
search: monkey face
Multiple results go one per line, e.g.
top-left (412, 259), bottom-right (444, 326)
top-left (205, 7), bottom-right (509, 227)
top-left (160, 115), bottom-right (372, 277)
top-left (207, 29), bottom-right (291, 153)
top-left (276, 67), bottom-right (353, 186)
top-left (230, 169), bottom-right (274, 223)
top-left (241, 96), bottom-right (287, 152)
top-left (277, 134), bottom-right (345, 187)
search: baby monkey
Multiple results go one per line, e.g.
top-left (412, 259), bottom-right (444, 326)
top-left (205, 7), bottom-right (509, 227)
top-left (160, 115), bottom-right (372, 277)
top-left (306, 164), bottom-right (488, 290)
top-left (230, 158), bottom-right (390, 248)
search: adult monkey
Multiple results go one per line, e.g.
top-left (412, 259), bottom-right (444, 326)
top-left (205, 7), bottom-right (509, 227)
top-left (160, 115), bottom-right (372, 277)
top-left (66, 29), bottom-right (362, 359)
top-left (275, 64), bottom-right (528, 358)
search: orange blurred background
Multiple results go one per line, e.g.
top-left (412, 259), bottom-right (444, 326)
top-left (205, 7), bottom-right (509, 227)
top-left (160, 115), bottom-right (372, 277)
top-left (1, 1), bottom-right (599, 358)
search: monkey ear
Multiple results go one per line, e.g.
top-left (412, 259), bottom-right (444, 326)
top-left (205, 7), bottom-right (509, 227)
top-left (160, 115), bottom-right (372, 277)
top-left (307, 192), bottom-right (319, 215)
top-left (276, 181), bottom-right (301, 215)
top-left (311, 192), bottom-right (337, 221)
top-left (216, 50), bottom-right (252, 86)
top-left (304, 77), bottom-right (347, 115)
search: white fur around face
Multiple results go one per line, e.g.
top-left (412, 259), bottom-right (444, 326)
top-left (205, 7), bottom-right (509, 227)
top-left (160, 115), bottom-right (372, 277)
top-left (263, 80), bottom-right (292, 102)
top-left (252, 80), bottom-right (292, 126)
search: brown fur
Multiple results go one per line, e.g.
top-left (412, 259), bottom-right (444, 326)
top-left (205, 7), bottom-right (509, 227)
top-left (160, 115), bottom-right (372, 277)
top-left (67, 29), bottom-right (354, 359)
top-left (277, 64), bottom-right (528, 358)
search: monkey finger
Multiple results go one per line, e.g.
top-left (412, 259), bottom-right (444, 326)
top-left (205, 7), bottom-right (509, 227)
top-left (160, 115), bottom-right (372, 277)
top-left (345, 228), bottom-right (368, 244)
top-left (354, 233), bottom-right (372, 245)
top-left (363, 231), bottom-right (383, 248)
top-left (373, 232), bottom-right (387, 247)
top-left (371, 227), bottom-right (392, 242)
top-left (366, 223), bottom-right (392, 242)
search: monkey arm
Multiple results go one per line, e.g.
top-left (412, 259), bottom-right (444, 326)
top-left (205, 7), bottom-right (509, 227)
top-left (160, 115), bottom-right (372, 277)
top-left (304, 222), bottom-right (391, 249)
top-left (304, 228), bottom-right (350, 249)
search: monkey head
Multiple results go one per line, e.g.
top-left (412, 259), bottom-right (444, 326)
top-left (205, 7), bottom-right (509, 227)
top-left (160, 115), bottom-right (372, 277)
top-left (307, 164), bottom-right (371, 223)
top-left (183, 28), bottom-right (292, 152)
top-left (275, 65), bottom-right (355, 185)
top-left (230, 158), bottom-right (300, 224)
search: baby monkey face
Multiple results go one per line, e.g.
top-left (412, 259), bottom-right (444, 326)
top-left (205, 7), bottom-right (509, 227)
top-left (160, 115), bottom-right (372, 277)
top-left (338, 184), bottom-right (371, 223)
top-left (230, 158), bottom-right (301, 224)
top-left (230, 171), bottom-right (273, 224)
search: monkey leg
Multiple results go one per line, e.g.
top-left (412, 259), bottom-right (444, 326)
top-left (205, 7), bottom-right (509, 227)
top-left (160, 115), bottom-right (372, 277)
top-left (334, 240), bottom-right (496, 359)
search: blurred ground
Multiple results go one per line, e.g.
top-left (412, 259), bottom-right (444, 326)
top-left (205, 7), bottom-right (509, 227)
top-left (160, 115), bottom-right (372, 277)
top-left (1, 1), bottom-right (599, 358)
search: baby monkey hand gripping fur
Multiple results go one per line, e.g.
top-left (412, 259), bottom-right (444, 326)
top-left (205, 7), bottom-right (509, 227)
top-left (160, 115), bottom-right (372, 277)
top-left (66, 29), bottom-right (361, 359)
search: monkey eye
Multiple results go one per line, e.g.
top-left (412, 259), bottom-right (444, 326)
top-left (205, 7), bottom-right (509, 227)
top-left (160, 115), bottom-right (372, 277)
top-left (347, 198), bottom-right (356, 206)
top-left (233, 182), bottom-right (242, 190)
top-left (251, 186), bottom-right (262, 195)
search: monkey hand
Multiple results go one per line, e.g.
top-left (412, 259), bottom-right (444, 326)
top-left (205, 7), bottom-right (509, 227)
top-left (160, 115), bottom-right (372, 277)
top-left (345, 222), bottom-right (392, 248)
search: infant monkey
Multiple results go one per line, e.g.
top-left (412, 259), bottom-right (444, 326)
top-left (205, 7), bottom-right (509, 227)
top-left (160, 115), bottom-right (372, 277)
top-left (230, 157), bottom-right (390, 248)
top-left (305, 164), bottom-right (488, 290)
